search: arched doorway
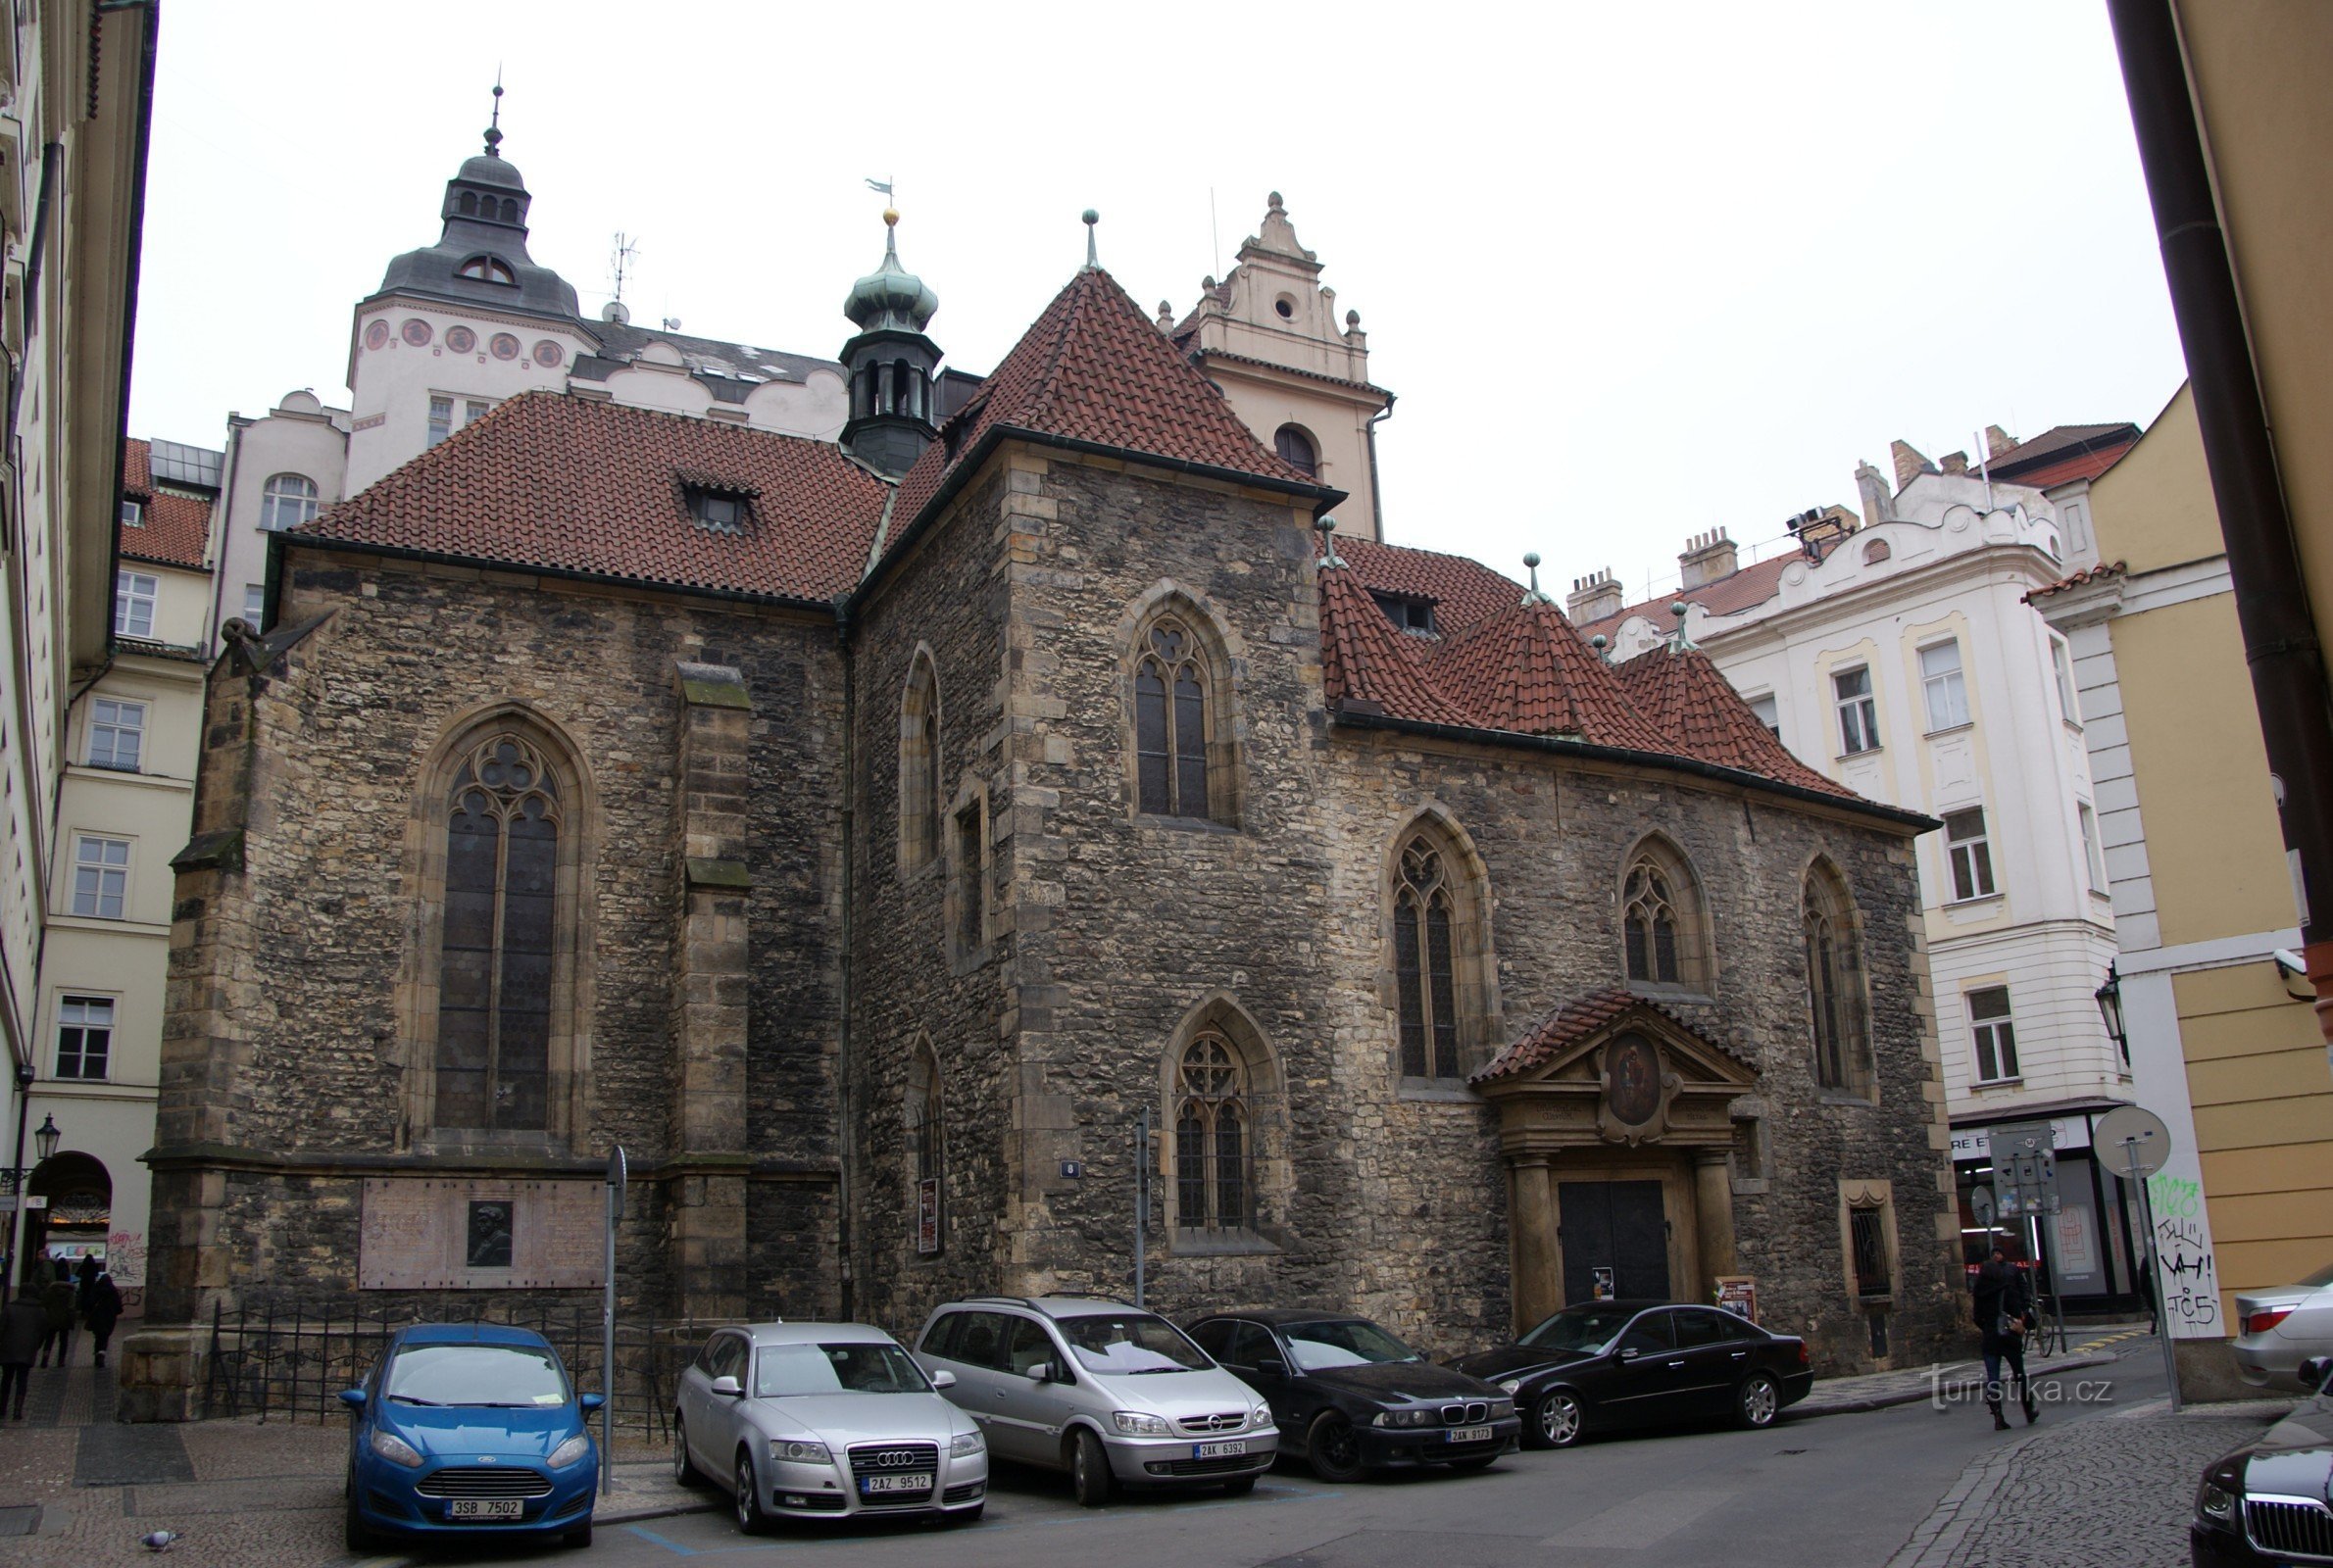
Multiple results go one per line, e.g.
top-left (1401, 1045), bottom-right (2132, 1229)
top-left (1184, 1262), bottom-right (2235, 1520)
top-left (26, 1152), bottom-right (110, 1285)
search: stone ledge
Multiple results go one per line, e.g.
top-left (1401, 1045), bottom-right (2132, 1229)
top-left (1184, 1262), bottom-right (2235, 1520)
top-left (674, 661), bottom-right (753, 710)
top-left (170, 829), bottom-right (245, 874)
top-left (684, 857), bottom-right (752, 890)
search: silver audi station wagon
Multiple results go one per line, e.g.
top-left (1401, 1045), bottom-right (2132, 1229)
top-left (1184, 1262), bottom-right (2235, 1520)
top-left (913, 1296), bottom-right (1277, 1506)
top-left (672, 1321), bottom-right (988, 1531)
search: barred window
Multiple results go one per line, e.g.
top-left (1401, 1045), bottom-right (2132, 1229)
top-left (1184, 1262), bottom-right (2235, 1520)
top-left (1174, 1034), bottom-right (1249, 1232)
top-left (1851, 1205), bottom-right (1892, 1298)
top-left (437, 734), bottom-right (561, 1132)
top-left (1393, 839), bottom-right (1461, 1079)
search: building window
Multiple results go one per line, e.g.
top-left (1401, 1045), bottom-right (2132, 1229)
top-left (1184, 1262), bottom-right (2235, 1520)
top-left (907, 1045), bottom-right (944, 1254)
top-left (86, 699), bottom-right (145, 772)
top-left (2051, 638), bottom-right (2080, 725)
top-left (119, 499), bottom-right (144, 528)
top-left (1619, 839), bottom-right (1708, 991)
top-left (1393, 838), bottom-right (1461, 1079)
top-left (55, 996), bottom-right (113, 1080)
top-left (436, 733), bottom-right (564, 1132)
top-left (456, 254), bottom-right (518, 284)
top-left (899, 655), bottom-right (942, 872)
top-left (71, 834), bottom-right (130, 919)
top-left (1805, 859), bottom-right (1872, 1095)
top-left (2078, 803), bottom-right (2109, 893)
top-left (1943, 808), bottom-right (1996, 901)
top-left (260, 472), bottom-right (320, 532)
top-left (952, 801), bottom-right (984, 953)
top-left (1173, 1032), bottom-right (1250, 1232)
top-left (1850, 1204), bottom-right (1893, 1298)
top-left (1833, 666), bottom-right (1879, 755)
top-left (684, 484), bottom-right (750, 534)
top-left (428, 396), bottom-right (454, 447)
top-left (1134, 617), bottom-right (1211, 819)
top-left (1919, 639), bottom-right (1969, 732)
top-left (1273, 424), bottom-right (1317, 477)
top-left (114, 572), bottom-right (158, 640)
top-left (1371, 593), bottom-right (1436, 634)
top-left (242, 584), bottom-right (266, 627)
top-left (1747, 693), bottom-right (1780, 737)
top-left (1861, 538), bottom-right (1891, 565)
top-left (1968, 986), bottom-right (2019, 1083)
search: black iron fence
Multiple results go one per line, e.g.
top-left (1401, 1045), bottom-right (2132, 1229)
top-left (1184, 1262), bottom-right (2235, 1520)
top-left (199, 1298), bottom-right (717, 1436)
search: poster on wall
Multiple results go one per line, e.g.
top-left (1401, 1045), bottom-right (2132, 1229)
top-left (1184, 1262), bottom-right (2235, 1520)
top-left (1715, 1275), bottom-right (1759, 1324)
top-left (917, 1179), bottom-right (940, 1255)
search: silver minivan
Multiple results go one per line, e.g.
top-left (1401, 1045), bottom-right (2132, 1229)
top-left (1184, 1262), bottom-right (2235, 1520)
top-left (913, 1296), bottom-right (1277, 1506)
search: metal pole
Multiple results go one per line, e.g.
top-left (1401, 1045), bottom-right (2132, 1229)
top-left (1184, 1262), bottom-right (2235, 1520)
top-left (2124, 1140), bottom-right (2182, 1414)
top-left (4, 1067), bottom-right (28, 1304)
top-left (1133, 1107), bottom-right (1147, 1309)
top-left (601, 1145), bottom-right (623, 1494)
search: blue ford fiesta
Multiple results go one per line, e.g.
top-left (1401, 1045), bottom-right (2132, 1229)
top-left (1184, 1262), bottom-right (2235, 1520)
top-left (341, 1323), bottom-right (602, 1551)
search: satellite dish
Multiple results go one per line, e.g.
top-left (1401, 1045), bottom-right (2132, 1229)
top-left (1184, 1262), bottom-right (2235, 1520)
top-left (2094, 1104), bottom-right (2172, 1179)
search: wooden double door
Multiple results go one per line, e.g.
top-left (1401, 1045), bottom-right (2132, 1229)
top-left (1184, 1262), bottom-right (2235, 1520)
top-left (1559, 1179), bottom-right (1671, 1303)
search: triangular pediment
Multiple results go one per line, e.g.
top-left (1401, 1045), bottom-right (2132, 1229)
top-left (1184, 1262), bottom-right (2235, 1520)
top-left (1472, 988), bottom-right (1758, 1095)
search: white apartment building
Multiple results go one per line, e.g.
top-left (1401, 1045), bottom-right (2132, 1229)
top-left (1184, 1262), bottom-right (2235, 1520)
top-left (1574, 426), bottom-right (2152, 1309)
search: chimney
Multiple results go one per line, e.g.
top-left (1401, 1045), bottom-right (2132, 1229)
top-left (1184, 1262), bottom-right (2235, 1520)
top-left (1891, 439), bottom-right (1939, 492)
top-left (1677, 529), bottom-right (1739, 590)
top-left (1855, 461), bottom-right (1895, 528)
top-left (1940, 451), bottom-right (1969, 476)
top-left (1984, 424), bottom-right (2017, 459)
top-left (1566, 568), bottom-right (1624, 624)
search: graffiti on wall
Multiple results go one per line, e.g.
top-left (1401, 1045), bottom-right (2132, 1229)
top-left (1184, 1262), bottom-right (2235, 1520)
top-left (2147, 1174), bottom-right (2218, 1335)
top-left (104, 1230), bottom-right (146, 1288)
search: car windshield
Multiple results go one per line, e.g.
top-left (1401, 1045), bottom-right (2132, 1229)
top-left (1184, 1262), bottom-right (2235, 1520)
top-left (384, 1344), bottom-right (569, 1408)
top-left (1518, 1305), bottom-right (1639, 1354)
top-left (1060, 1313), bottom-right (1211, 1374)
top-left (1282, 1319), bottom-right (1420, 1369)
top-left (755, 1343), bottom-right (930, 1397)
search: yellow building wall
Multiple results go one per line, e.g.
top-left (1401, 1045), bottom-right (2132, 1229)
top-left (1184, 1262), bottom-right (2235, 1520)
top-left (2110, 594), bottom-right (2296, 949)
top-left (2088, 385), bottom-right (2216, 574)
top-left (2178, 961), bottom-right (2333, 1299)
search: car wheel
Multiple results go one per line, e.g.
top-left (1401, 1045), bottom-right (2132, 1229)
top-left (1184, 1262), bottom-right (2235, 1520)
top-left (1532, 1389), bottom-right (1586, 1449)
top-left (1223, 1475), bottom-right (1258, 1496)
top-left (672, 1415), bottom-right (699, 1487)
top-left (1070, 1427), bottom-right (1115, 1507)
top-left (563, 1521), bottom-right (593, 1548)
top-left (1306, 1411), bottom-right (1366, 1483)
top-left (734, 1449), bottom-right (771, 1535)
top-left (343, 1490), bottom-right (373, 1552)
top-left (1734, 1371), bottom-right (1780, 1430)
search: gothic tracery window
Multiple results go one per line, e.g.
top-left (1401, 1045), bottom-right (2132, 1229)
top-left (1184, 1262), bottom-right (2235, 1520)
top-left (1393, 839), bottom-right (1461, 1079)
top-left (1805, 860), bottom-right (1872, 1095)
top-left (900, 655), bottom-right (941, 871)
top-left (1174, 1033), bottom-right (1249, 1232)
top-left (437, 734), bottom-right (561, 1132)
top-left (1622, 863), bottom-right (1682, 984)
top-left (1134, 618), bottom-right (1210, 818)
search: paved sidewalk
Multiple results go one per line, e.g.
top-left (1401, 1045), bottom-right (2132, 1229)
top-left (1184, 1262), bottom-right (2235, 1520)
top-left (1793, 1323), bottom-right (2142, 1416)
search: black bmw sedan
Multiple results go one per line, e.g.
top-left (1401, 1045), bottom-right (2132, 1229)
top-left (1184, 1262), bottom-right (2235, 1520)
top-left (2190, 1357), bottom-right (2333, 1565)
top-left (1185, 1310), bottom-right (1520, 1482)
top-left (1449, 1300), bottom-right (1812, 1448)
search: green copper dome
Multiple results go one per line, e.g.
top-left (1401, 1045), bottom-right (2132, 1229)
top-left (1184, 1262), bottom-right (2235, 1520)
top-left (844, 211), bottom-right (939, 334)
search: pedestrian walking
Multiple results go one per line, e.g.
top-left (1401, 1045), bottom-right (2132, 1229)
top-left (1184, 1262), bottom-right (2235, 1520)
top-left (74, 1254), bottom-right (98, 1314)
top-left (1972, 1244), bottom-right (2037, 1431)
top-left (35, 1263), bottom-right (74, 1369)
top-left (0, 1293), bottom-right (41, 1417)
top-left (81, 1271), bottom-right (122, 1369)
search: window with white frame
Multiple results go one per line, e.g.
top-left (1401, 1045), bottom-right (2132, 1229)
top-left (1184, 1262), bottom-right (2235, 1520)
top-left (1943, 808), bottom-right (1996, 901)
top-left (1747, 693), bottom-right (1780, 738)
top-left (2078, 803), bottom-right (2109, 893)
top-left (86, 699), bottom-right (145, 771)
top-left (242, 584), bottom-right (266, 626)
top-left (119, 499), bottom-right (144, 528)
top-left (1919, 639), bottom-right (1970, 731)
top-left (2051, 638), bottom-right (2080, 725)
top-left (427, 396), bottom-right (455, 446)
top-left (259, 473), bottom-right (320, 532)
top-left (1967, 986), bottom-right (2018, 1083)
top-left (115, 572), bottom-right (158, 639)
top-left (1834, 666), bottom-right (1880, 755)
top-left (71, 834), bottom-right (130, 918)
top-left (55, 996), bottom-right (113, 1080)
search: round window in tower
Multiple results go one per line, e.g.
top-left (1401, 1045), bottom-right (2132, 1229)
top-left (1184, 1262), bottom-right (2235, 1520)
top-left (401, 318), bottom-right (433, 348)
top-left (489, 333), bottom-right (521, 362)
top-left (364, 319), bottom-right (390, 351)
top-left (534, 340), bottom-right (565, 368)
top-left (445, 325), bottom-right (476, 355)
top-left (1274, 295), bottom-right (1296, 320)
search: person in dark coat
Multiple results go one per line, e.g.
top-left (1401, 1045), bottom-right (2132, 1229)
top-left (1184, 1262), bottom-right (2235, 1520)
top-left (1971, 1244), bottom-right (2037, 1430)
top-left (0, 1293), bottom-right (43, 1417)
top-left (81, 1272), bottom-right (123, 1369)
top-left (35, 1263), bottom-right (74, 1368)
top-left (74, 1254), bottom-right (98, 1315)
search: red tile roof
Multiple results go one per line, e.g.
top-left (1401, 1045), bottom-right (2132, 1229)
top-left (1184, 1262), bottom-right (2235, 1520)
top-left (1339, 535), bottom-right (1525, 634)
top-left (119, 438), bottom-right (213, 570)
top-left (1317, 563), bottom-right (1473, 724)
top-left (297, 393), bottom-right (890, 603)
top-left (1472, 988), bottom-right (1747, 1084)
top-left (890, 268), bottom-right (1322, 540)
top-left (1993, 441), bottom-right (2136, 489)
top-left (1575, 552), bottom-right (1802, 644)
top-left (1427, 599), bottom-right (1676, 751)
top-left (1615, 644), bottom-right (1855, 798)
top-left (1980, 423), bottom-right (2139, 487)
top-left (2024, 560), bottom-right (2126, 603)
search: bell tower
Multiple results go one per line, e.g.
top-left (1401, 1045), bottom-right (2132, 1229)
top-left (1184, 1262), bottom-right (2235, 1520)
top-left (838, 208), bottom-right (943, 478)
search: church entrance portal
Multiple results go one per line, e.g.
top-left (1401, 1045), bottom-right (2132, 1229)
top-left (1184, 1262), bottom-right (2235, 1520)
top-left (1559, 1179), bottom-right (1669, 1302)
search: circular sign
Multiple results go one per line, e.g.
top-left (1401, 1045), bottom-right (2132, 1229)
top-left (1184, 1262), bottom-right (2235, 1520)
top-left (445, 324), bottom-right (476, 354)
top-left (2094, 1104), bottom-right (2172, 1178)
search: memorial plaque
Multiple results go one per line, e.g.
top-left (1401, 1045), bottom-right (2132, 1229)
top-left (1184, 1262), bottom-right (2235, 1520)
top-left (361, 1179), bottom-right (606, 1290)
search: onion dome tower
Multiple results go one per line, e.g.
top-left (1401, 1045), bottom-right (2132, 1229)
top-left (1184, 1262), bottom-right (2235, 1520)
top-left (372, 84), bottom-right (579, 318)
top-left (839, 206), bottom-right (943, 478)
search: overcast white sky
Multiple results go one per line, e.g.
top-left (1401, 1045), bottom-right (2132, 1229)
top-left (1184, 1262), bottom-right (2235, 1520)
top-left (128, 1), bottom-right (2188, 603)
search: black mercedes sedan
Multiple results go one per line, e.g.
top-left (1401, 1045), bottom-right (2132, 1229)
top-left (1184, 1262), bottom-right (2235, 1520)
top-left (1185, 1310), bottom-right (1519, 1482)
top-left (1449, 1300), bottom-right (1812, 1448)
top-left (2190, 1356), bottom-right (2333, 1565)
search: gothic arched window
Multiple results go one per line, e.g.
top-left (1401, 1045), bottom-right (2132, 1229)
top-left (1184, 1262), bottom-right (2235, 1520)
top-left (906, 1044), bottom-right (944, 1254)
top-left (1393, 838), bottom-right (1462, 1079)
top-left (1619, 839), bottom-right (1711, 993)
top-left (437, 733), bottom-right (564, 1132)
top-left (1805, 859), bottom-right (1872, 1095)
top-left (1174, 1033), bottom-right (1249, 1232)
top-left (1134, 617), bottom-right (1210, 819)
top-left (899, 655), bottom-right (942, 871)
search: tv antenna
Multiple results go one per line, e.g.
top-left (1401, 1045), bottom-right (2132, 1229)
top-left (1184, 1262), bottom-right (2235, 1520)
top-left (610, 232), bottom-right (641, 304)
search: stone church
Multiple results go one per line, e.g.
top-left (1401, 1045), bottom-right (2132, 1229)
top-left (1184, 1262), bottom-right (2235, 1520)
top-left (124, 138), bottom-right (1962, 1417)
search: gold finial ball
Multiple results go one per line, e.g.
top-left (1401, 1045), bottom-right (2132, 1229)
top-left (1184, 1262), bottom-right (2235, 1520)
top-left (883, 207), bottom-right (900, 227)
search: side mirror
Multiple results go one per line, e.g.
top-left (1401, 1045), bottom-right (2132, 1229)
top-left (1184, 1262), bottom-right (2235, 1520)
top-left (337, 1388), bottom-right (366, 1411)
top-left (1254, 1358), bottom-right (1287, 1380)
top-left (579, 1393), bottom-right (606, 1414)
top-left (1025, 1361), bottom-right (1053, 1384)
top-left (930, 1369), bottom-right (957, 1391)
top-left (711, 1375), bottom-right (743, 1397)
top-left (1618, 1348), bottom-right (1641, 1361)
top-left (2300, 1357), bottom-right (2332, 1395)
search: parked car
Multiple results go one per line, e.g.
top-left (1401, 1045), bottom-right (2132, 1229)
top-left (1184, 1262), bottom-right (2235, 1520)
top-left (672, 1321), bottom-right (987, 1531)
top-left (1184, 1309), bottom-right (1519, 1482)
top-left (339, 1322), bottom-right (600, 1551)
top-left (912, 1295), bottom-right (1276, 1506)
top-left (2189, 1355), bottom-right (2333, 1565)
top-left (1448, 1300), bottom-right (1812, 1448)
top-left (2231, 1261), bottom-right (2333, 1392)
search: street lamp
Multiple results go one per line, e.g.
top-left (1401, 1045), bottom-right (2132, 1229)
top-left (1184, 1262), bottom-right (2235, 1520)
top-left (2094, 963), bottom-right (2128, 1066)
top-left (31, 1116), bottom-right (57, 1164)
